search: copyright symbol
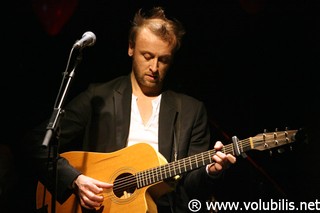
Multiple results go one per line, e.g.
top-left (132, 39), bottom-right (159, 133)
top-left (188, 199), bottom-right (201, 212)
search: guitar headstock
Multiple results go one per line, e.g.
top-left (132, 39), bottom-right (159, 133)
top-left (251, 129), bottom-right (298, 152)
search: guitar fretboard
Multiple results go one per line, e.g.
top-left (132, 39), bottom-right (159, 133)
top-left (136, 140), bottom-right (252, 188)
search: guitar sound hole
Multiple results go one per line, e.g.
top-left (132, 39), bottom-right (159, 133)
top-left (113, 172), bottom-right (137, 198)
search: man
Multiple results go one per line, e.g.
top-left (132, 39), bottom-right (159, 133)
top-left (33, 6), bottom-right (236, 213)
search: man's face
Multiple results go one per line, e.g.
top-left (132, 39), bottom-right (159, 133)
top-left (128, 27), bottom-right (174, 94)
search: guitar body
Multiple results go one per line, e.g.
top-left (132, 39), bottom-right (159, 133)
top-left (36, 143), bottom-right (172, 213)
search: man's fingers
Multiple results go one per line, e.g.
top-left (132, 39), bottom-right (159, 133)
top-left (95, 181), bottom-right (113, 189)
top-left (79, 192), bottom-right (102, 209)
top-left (227, 154), bottom-right (236, 164)
top-left (79, 187), bottom-right (107, 209)
top-left (214, 141), bottom-right (223, 150)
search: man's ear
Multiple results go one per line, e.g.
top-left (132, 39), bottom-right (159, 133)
top-left (128, 47), bottom-right (133, 56)
top-left (128, 42), bottom-right (134, 56)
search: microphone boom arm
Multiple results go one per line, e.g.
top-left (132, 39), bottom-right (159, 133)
top-left (42, 49), bottom-right (81, 147)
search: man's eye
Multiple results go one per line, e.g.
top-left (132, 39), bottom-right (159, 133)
top-left (159, 57), bottom-right (171, 64)
top-left (144, 54), bottom-right (152, 60)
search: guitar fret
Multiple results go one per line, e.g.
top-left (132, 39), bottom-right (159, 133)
top-left (150, 170), bottom-right (153, 184)
top-left (156, 166), bottom-right (159, 181)
top-left (150, 168), bottom-right (155, 184)
top-left (160, 165), bottom-right (163, 180)
top-left (141, 172), bottom-right (144, 187)
top-left (147, 170), bottom-right (151, 185)
top-left (170, 163), bottom-right (174, 177)
top-left (195, 155), bottom-right (199, 168)
top-left (232, 144), bottom-right (235, 155)
top-left (228, 144), bottom-right (235, 156)
top-left (145, 171), bottom-right (149, 186)
top-left (182, 158), bottom-right (186, 172)
top-left (172, 162), bottom-right (177, 176)
top-left (141, 171), bottom-right (144, 187)
top-left (172, 163), bottom-right (176, 176)
top-left (206, 151), bottom-right (211, 165)
top-left (144, 171), bottom-right (147, 186)
top-left (136, 172), bottom-right (141, 188)
top-left (200, 153), bottom-right (203, 165)
top-left (142, 171), bottom-right (146, 187)
top-left (146, 171), bottom-right (149, 186)
top-left (240, 141), bottom-right (244, 153)
top-left (210, 150), bottom-right (214, 163)
top-left (204, 152), bottom-right (208, 164)
top-left (151, 167), bottom-right (155, 184)
top-left (136, 173), bottom-right (139, 188)
top-left (155, 167), bottom-right (159, 182)
top-left (172, 162), bottom-right (176, 174)
top-left (164, 165), bottom-right (168, 179)
top-left (141, 172), bottom-right (144, 188)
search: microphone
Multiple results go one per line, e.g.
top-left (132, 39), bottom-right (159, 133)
top-left (73, 31), bottom-right (96, 49)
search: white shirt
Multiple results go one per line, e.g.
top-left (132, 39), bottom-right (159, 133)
top-left (127, 94), bottom-right (161, 151)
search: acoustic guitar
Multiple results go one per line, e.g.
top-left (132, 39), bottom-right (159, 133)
top-left (36, 129), bottom-right (299, 213)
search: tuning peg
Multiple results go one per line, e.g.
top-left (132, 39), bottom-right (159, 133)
top-left (269, 150), bottom-right (273, 156)
top-left (273, 131), bottom-right (279, 145)
top-left (263, 129), bottom-right (267, 141)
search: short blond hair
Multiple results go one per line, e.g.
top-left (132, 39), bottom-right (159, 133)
top-left (128, 7), bottom-right (185, 53)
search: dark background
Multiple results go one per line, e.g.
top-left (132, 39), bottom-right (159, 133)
top-left (2, 0), bottom-right (320, 212)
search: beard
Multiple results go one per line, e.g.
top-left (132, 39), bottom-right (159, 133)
top-left (132, 61), bottom-right (165, 96)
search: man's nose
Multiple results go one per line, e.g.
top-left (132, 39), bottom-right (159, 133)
top-left (149, 58), bottom-right (158, 72)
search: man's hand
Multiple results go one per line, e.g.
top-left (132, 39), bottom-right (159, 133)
top-left (73, 174), bottom-right (113, 209)
top-left (207, 141), bottom-right (236, 176)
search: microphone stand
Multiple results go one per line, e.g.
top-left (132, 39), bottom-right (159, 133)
top-left (41, 45), bottom-right (83, 213)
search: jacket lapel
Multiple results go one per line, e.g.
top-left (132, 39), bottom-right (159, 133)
top-left (158, 91), bottom-right (179, 161)
top-left (114, 75), bottom-right (132, 149)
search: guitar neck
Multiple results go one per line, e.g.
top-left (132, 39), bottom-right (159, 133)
top-left (136, 129), bottom-right (297, 188)
top-left (136, 139), bottom-right (248, 188)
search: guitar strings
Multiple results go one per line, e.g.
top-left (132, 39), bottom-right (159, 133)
top-left (107, 132), bottom-right (293, 198)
